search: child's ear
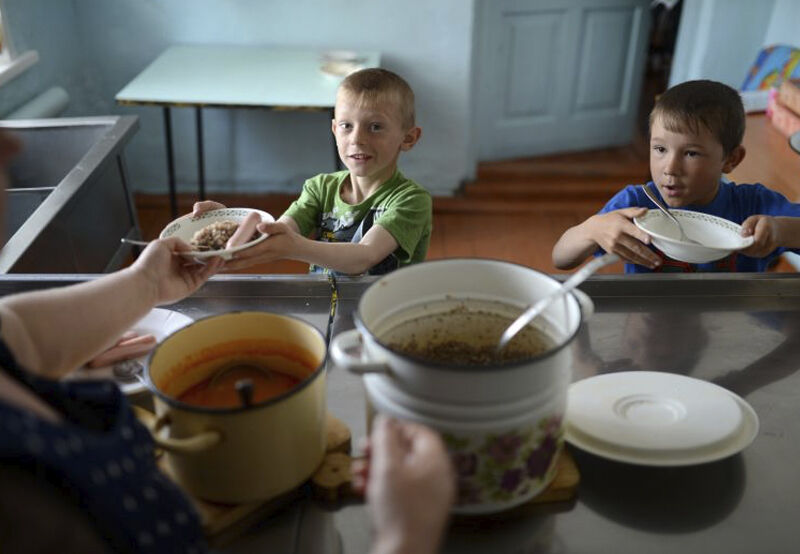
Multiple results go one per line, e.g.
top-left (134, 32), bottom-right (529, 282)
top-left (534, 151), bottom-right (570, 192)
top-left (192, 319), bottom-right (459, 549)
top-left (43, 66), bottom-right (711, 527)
top-left (722, 145), bottom-right (746, 173)
top-left (400, 126), bottom-right (422, 151)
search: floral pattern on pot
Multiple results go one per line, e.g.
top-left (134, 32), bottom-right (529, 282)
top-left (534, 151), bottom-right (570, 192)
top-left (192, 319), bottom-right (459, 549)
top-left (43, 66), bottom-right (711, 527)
top-left (443, 415), bottom-right (563, 506)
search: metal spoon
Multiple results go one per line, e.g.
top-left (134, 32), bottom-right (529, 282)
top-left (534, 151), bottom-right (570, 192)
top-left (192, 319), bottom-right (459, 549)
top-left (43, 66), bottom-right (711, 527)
top-left (497, 253), bottom-right (620, 352)
top-left (120, 237), bottom-right (207, 264)
top-left (112, 359), bottom-right (145, 382)
top-left (120, 237), bottom-right (154, 247)
top-left (641, 184), bottom-right (704, 246)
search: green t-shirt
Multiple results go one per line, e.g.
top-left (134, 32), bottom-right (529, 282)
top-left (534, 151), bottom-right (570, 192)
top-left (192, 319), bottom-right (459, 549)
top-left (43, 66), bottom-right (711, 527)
top-left (283, 169), bottom-right (432, 275)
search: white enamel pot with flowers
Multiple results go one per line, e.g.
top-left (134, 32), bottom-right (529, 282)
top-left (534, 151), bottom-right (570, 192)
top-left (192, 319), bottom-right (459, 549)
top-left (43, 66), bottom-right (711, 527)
top-left (329, 259), bottom-right (594, 513)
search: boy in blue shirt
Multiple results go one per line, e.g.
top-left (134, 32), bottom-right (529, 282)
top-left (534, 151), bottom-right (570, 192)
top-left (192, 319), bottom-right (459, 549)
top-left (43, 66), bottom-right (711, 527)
top-left (194, 68), bottom-right (431, 276)
top-left (553, 79), bottom-right (800, 273)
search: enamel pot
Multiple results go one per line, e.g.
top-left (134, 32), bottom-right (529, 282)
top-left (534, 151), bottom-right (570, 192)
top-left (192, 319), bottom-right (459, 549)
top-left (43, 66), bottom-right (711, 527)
top-left (143, 311), bottom-right (327, 504)
top-left (363, 370), bottom-right (569, 514)
top-left (329, 258), bottom-right (593, 405)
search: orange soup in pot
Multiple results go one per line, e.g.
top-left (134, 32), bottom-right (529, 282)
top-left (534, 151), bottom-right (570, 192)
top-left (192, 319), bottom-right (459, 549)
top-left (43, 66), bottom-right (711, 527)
top-left (177, 366), bottom-right (301, 408)
top-left (163, 338), bottom-right (317, 409)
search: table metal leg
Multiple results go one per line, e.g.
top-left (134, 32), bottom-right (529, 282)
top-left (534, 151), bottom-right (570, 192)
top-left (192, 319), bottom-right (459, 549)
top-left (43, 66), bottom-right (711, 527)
top-left (330, 108), bottom-right (343, 171)
top-left (163, 107), bottom-right (178, 218)
top-left (195, 107), bottom-right (206, 201)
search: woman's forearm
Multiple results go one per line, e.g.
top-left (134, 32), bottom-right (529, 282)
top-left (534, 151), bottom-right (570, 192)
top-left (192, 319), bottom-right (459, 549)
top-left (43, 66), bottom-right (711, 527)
top-left (0, 266), bottom-right (158, 378)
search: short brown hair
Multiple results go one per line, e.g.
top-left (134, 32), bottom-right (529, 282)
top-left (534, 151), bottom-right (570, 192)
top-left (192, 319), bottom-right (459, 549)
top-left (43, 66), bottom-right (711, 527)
top-left (649, 79), bottom-right (744, 155)
top-left (338, 68), bottom-right (416, 129)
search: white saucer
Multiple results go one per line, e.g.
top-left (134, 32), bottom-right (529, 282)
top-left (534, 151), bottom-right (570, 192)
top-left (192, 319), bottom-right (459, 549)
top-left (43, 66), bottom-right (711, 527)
top-left (67, 308), bottom-right (194, 395)
top-left (565, 372), bottom-right (759, 466)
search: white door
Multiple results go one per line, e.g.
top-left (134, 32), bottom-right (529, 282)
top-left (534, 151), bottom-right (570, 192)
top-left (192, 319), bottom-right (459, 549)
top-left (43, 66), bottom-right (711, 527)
top-left (474, 0), bottom-right (651, 161)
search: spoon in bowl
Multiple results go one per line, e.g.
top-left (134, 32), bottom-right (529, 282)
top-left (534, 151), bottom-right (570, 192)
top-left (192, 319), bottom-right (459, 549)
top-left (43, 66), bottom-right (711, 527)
top-left (496, 252), bottom-right (620, 352)
top-left (120, 237), bottom-right (207, 265)
top-left (641, 184), bottom-right (704, 246)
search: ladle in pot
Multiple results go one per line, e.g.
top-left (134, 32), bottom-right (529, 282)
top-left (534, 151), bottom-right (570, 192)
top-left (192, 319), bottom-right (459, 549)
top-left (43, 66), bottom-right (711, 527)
top-left (496, 253), bottom-right (619, 352)
top-left (208, 362), bottom-right (274, 408)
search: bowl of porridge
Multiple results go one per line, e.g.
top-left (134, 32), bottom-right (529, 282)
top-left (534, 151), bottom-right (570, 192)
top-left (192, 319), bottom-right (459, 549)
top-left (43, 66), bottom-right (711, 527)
top-left (159, 208), bottom-right (274, 260)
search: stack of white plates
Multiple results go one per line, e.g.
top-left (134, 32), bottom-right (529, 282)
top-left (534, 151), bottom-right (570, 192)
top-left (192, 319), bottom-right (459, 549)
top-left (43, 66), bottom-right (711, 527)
top-left (565, 371), bottom-right (759, 466)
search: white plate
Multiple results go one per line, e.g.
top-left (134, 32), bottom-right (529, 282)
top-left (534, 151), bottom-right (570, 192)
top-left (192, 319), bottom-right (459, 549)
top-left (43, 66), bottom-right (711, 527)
top-left (634, 209), bottom-right (754, 264)
top-left (320, 60), bottom-right (364, 78)
top-left (159, 208), bottom-right (274, 260)
top-left (565, 371), bottom-right (759, 466)
top-left (320, 50), bottom-right (366, 64)
top-left (67, 308), bottom-right (194, 395)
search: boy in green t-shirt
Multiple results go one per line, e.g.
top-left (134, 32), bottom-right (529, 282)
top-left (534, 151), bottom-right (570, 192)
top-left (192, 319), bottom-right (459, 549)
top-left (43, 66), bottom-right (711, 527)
top-left (193, 68), bottom-right (431, 275)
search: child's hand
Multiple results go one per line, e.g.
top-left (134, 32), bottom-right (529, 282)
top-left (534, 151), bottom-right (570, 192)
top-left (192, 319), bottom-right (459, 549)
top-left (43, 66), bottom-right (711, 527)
top-left (224, 220), bottom-right (299, 270)
top-left (191, 200), bottom-right (227, 218)
top-left (588, 207), bottom-right (662, 269)
top-left (740, 215), bottom-right (782, 258)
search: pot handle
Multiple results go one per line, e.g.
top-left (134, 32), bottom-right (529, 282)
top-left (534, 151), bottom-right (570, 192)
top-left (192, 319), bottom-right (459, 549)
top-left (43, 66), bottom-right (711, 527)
top-left (572, 288), bottom-right (595, 321)
top-left (329, 328), bottom-right (391, 375)
top-left (133, 406), bottom-right (223, 454)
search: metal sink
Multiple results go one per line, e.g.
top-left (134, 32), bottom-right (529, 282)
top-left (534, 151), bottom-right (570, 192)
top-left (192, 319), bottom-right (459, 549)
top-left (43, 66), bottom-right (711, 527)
top-left (0, 116), bottom-right (141, 273)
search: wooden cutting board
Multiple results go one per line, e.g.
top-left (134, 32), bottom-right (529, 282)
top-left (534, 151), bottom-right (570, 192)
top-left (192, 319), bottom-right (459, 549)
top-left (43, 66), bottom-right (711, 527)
top-left (158, 414), bottom-right (579, 544)
top-left (155, 412), bottom-right (351, 543)
top-left (311, 440), bottom-right (581, 514)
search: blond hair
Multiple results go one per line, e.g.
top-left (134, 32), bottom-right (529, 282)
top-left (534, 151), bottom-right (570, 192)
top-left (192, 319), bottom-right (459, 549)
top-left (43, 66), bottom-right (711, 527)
top-left (338, 68), bottom-right (416, 129)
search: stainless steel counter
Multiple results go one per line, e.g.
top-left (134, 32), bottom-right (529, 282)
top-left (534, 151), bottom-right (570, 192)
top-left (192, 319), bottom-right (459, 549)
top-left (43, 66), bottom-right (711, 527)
top-left (0, 117), bottom-right (141, 273)
top-left (2, 272), bottom-right (799, 553)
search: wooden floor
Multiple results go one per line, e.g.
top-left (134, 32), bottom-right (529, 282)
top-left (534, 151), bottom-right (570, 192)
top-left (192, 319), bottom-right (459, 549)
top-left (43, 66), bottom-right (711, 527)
top-left (135, 142), bottom-right (793, 275)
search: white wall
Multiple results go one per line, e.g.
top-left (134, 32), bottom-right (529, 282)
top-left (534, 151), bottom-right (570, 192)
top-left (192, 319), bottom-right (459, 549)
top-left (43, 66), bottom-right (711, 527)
top-left (669, 0), bottom-right (775, 89)
top-left (0, 0), bottom-right (83, 117)
top-left (763, 0), bottom-right (800, 46)
top-left (4, 0), bottom-right (477, 196)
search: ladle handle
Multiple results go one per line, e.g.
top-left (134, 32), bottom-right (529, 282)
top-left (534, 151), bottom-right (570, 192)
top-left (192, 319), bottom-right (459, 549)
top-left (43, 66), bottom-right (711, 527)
top-left (498, 253), bottom-right (619, 351)
top-left (236, 378), bottom-right (254, 408)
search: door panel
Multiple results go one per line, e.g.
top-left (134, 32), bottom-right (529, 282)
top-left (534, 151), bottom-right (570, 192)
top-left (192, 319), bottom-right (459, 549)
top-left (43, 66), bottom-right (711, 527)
top-left (506, 13), bottom-right (561, 118)
top-left (475, 0), bottom-right (650, 161)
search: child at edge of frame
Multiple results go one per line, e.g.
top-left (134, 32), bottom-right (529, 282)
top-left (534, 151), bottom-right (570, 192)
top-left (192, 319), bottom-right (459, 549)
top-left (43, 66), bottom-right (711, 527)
top-left (552, 79), bottom-right (800, 273)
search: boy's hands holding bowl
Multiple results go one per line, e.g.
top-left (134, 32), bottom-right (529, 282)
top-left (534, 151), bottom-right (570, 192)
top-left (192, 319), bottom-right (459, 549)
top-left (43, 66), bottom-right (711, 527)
top-left (739, 215), bottom-right (800, 258)
top-left (190, 200), bottom-right (301, 270)
top-left (585, 208), bottom-right (661, 269)
top-left (191, 200), bottom-right (228, 217)
top-left (224, 220), bottom-right (300, 270)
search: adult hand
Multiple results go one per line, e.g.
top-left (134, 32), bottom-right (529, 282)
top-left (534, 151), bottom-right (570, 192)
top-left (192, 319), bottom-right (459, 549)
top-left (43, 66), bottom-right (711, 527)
top-left (223, 221), bottom-right (300, 271)
top-left (587, 207), bottom-right (661, 269)
top-left (740, 215), bottom-right (782, 258)
top-left (353, 416), bottom-right (455, 554)
top-left (131, 237), bottom-right (222, 305)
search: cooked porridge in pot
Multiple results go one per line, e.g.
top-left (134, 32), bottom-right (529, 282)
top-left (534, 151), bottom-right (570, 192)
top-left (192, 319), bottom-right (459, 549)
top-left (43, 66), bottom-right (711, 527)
top-left (378, 301), bottom-right (556, 366)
